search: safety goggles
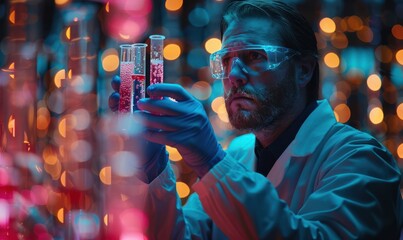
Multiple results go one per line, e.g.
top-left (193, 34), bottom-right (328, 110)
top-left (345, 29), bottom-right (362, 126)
top-left (210, 45), bottom-right (300, 80)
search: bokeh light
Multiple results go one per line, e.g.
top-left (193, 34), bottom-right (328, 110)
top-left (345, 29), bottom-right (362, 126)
top-left (335, 17), bottom-right (348, 32)
top-left (324, 52), bottom-right (340, 68)
top-left (37, 107), bottom-right (51, 130)
top-left (165, 0), bottom-right (183, 12)
top-left (319, 17), bottom-right (336, 34)
top-left (9, 10), bottom-right (15, 24)
top-left (392, 24), bottom-right (403, 40)
top-left (375, 45), bottom-right (393, 63)
top-left (166, 146), bottom-right (182, 161)
top-left (398, 144), bottom-right (403, 159)
top-left (396, 49), bottom-right (403, 65)
top-left (99, 166), bottom-right (112, 185)
top-left (0, 200), bottom-right (10, 225)
top-left (58, 118), bottom-right (66, 138)
top-left (72, 212), bottom-right (100, 239)
top-left (102, 48), bottom-right (119, 72)
top-left (55, 0), bottom-right (71, 7)
top-left (65, 27), bottom-right (71, 40)
top-left (356, 26), bottom-right (373, 43)
top-left (205, 38), bottom-right (221, 54)
top-left (176, 181), bottom-right (190, 198)
top-left (397, 103), bottom-right (403, 120)
top-left (217, 104), bottom-right (229, 123)
top-left (190, 81), bottom-right (212, 100)
top-left (71, 109), bottom-right (91, 130)
top-left (111, 152), bottom-right (138, 177)
top-left (347, 16), bottom-right (363, 31)
top-left (57, 208), bottom-right (65, 223)
top-left (71, 140), bottom-right (92, 163)
top-left (104, 214), bottom-right (108, 226)
top-left (43, 149), bottom-right (58, 165)
top-left (333, 103), bottom-right (351, 123)
top-left (367, 74), bottom-right (382, 91)
top-left (331, 31), bottom-right (348, 49)
top-left (106, 0), bottom-right (152, 42)
top-left (60, 171), bottom-right (66, 187)
top-left (187, 48), bottom-right (207, 69)
top-left (164, 43), bottom-right (181, 60)
top-left (211, 96), bottom-right (225, 113)
top-left (369, 107), bottom-right (384, 124)
top-left (188, 7), bottom-right (210, 27)
top-left (54, 69), bottom-right (65, 88)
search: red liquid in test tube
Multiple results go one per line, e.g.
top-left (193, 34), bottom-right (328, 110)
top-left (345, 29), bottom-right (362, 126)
top-left (150, 59), bottom-right (164, 85)
top-left (118, 62), bottom-right (135, 113)
top-left (132, 74), bottom-right (145, 111)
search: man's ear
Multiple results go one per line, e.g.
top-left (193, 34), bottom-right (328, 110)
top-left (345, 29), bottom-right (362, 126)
top-left (296, 56), bottom-right (316, 87)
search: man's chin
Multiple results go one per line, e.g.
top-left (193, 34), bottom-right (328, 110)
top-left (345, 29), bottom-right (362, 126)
top-left (228, 110), bottom-right (276, 131)
top-left (228, 112), bottom-right (258, 130)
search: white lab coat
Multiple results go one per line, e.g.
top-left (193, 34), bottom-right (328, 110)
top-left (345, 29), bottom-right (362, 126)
top-left (140, 100), bottom-right (402, 239)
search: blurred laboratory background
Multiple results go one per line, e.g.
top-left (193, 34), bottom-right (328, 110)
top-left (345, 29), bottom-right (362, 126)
top-left (0, 0), bottom-right (402, 238)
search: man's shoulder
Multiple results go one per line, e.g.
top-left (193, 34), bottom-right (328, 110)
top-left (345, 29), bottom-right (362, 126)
top-left (328, 122), bottom-right (380, 144)
top-left (322, 122), bottom-right (397, 166)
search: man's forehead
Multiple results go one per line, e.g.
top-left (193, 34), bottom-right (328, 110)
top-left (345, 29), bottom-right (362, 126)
top-left (222, 17), bottom-right (282, 47)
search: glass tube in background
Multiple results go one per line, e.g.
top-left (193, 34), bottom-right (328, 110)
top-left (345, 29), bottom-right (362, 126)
top-left (118, 44), bottom-right (135, 113)
top-left (149, 35), bottom-right (165, 85)
top-left (132, 43), bottom-right (147, 111)
top-left (62, 5), bottom-right (101, 239)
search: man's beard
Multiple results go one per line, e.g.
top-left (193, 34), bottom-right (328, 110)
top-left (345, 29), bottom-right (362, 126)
top-left (224, 77), bottom-right (298, 131)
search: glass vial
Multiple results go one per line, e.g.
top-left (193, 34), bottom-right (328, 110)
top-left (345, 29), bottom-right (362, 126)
top-left (132, 43), bottom-right (147, 111)
top-left (149, 35), bottom-right (165, 85)
top-left (118, 44), bottom-right (135, 113)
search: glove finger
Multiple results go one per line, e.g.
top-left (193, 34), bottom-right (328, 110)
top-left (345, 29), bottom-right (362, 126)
top-left (111, 75), bottom-right (121, 91)
top-left (108, 92), bottom-right (120, 112)
top-left (137, 97), bottom-right (187, 116)
top-left (134, 111), bottom-right (180, 131)
top-left (147, 83), bottom-right (193, 102)
top-left (142, 129), bottom-right (173, 146)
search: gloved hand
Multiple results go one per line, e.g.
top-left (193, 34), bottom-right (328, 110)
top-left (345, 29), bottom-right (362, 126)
top-left (135, 83), bottom-right (226, 178)
top-left (108, 75), bottom-right (167, 183)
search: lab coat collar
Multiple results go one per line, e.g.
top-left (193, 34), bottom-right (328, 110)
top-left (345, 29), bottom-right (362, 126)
top-left (267, 100), bottom-right (336, 188)
top-left (290, 99), bottom-right (336, 157)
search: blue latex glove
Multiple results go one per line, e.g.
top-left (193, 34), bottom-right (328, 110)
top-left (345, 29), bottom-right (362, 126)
top-left (135, 83), bottom-right (226, 178)
top-left (108, 75), bottom-right (167, 183)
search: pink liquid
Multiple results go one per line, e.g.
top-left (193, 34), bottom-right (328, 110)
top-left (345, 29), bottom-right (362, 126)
top-left (118, 62), bottom-right (135, 113)
top-left (150, 59), bottom-right (164, 85)
top-left (132, 74), bottom-right (145, 111)
top-left (150, 59), bottom-right (163, 100)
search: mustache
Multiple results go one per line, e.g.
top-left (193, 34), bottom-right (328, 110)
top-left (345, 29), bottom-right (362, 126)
top-left (224, 87), bottom-right (259, 102)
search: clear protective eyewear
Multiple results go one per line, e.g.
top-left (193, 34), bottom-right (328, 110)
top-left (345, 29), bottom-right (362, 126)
top-left (210, 45), bottom-right (300, 80)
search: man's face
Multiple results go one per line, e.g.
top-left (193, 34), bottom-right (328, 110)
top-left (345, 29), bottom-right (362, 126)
top-left (221, 17), bottom-right (299, 131)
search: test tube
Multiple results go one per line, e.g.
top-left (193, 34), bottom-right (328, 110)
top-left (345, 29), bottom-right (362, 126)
top-left (132, 43), bottom-right (147, 111)
top-left (149, 35), bottom-right (165, 85)
top-left (118, 44), bottom-right (135, 113)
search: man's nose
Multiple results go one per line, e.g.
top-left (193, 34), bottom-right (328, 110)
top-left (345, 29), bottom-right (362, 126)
top-left (228, 58), bottom-right (248, 87)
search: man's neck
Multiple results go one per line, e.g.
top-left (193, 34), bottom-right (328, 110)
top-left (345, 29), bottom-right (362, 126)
top-left (253, 102), bottom-right (307, 148)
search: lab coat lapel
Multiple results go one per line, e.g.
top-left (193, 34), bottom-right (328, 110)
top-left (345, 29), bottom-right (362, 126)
top-left (267, 100), bottom-right (337, 205)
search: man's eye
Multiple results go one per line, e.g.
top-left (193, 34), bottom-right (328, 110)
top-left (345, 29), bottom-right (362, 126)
top-left (222, 56), bottom-right (231, 66)
top-left (247, 51), bottom-right (265, 61)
